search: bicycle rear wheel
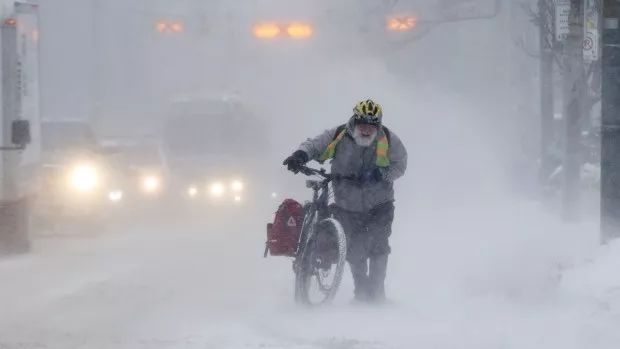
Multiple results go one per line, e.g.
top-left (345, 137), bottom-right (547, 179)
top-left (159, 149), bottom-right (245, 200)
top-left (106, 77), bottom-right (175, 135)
top-left (295, 217), bottom-right (347, 305)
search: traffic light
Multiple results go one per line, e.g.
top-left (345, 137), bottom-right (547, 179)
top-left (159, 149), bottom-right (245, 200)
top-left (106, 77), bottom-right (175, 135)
top-left (155, 20), bottom-right (184, 34)
top-left (169, 22), bottom-right (184, 33)
top-left (386, 16), bottom-right (417, 32)
top-left (4, 18), bottom-right (17, 26)
top-left (253, 23), bottom-right (280, 39)
top-left (253, 22), bottom-right (313, 39)
top-left (286, 23), bottom-right (313, 39)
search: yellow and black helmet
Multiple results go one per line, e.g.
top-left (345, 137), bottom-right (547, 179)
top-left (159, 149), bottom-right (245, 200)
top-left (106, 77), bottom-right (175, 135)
top-left (353, 99), bottom-right (383, 125)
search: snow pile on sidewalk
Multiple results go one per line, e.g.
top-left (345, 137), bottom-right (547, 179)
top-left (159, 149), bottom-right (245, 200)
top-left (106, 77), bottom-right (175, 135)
top-left (560, 239), bottom-right (620, 317)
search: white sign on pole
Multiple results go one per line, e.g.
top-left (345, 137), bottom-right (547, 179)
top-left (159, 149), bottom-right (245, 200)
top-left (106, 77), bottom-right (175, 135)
top-left (583, 0), bottom-right (600, 62)
top-left (554, 0), bottom-right (571, 41)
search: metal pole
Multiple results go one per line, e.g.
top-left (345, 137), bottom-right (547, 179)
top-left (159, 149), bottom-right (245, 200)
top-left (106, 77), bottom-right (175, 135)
top-left (600, 0), bottom-right (620, 242)
top-left (540, 0), bottom-right (556, 190)
top-left (562, 0), bottom-right (585, 221)
top-left (91, 0), bottom-right (101, 124)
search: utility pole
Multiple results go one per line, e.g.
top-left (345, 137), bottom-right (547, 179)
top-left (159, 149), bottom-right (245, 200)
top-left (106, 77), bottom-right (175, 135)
top-left (540, 0), bottom-right (556, 190)
top-left (562, 0), bottom-right (585, 220)
top-left (600, 0), bottom-right (620, 242)
top-left (91, 0), bottom-right (103, 126)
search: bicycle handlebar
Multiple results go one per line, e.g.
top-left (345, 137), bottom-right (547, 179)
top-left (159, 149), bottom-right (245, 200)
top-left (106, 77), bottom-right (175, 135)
top-left (298, 165), bottom-right (328, 178)
top-left (297, 165), bottom-right (359, 182)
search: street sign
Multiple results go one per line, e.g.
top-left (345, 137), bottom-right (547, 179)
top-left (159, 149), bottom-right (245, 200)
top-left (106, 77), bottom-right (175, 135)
top-left (583, 0), bottom-right (600, 62)
top-left (554, 0), bottom-right (570, 41)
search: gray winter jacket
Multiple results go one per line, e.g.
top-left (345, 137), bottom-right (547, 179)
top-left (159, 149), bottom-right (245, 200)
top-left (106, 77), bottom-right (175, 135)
top-left (298, 118), bottom-right (407, 212)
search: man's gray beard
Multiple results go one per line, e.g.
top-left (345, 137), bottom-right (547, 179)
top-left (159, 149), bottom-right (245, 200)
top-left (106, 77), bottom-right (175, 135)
top-left (353, 126), bottom-right (377, 147)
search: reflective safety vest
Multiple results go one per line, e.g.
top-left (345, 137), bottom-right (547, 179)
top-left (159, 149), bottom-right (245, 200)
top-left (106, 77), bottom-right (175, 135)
top-left (319, 127), bottom-right (390, 167)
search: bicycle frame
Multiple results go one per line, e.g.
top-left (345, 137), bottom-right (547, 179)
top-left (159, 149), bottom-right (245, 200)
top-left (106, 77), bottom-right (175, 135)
top-left (295, 167), bottom-right (333, 259)
top-left (309, 179), bottom-right (332, 219)
top-left (292, 165), bottom-right (349, 305)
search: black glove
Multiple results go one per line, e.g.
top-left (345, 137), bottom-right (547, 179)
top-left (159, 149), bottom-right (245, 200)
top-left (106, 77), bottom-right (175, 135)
top-left (360, 168), bottom-right (387, 183)
top-left (283, 150), bottom-right (309, 174)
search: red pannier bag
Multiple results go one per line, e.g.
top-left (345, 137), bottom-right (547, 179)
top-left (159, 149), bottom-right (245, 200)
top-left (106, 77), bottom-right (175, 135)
top-left (264, 199), bottom-right (304, 257)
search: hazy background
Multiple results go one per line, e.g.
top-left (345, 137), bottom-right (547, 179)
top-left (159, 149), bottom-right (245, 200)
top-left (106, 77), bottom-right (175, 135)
top-left (1, 1), bottom-right (613, 348)
top-left (38, 0), bottom-right (540, 195)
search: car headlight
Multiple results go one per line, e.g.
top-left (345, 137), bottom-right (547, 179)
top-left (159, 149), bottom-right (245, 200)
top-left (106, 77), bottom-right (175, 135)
top-left (108, 190), bottom-right (123, 202)
top-left (209, 182), bottom-right (225, 197)
top-left (68, 164), bottom-right (100, 192)
top-left (141, 175), bottom-right (161, 193)
top-left (187, 186), bottom-right (198, 198)
top-left (231, 180), bottom-right (244, 193)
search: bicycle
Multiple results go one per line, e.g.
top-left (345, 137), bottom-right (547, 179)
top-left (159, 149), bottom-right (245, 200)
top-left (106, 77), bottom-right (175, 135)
top-left (293, 165), bottom-right (350, 305)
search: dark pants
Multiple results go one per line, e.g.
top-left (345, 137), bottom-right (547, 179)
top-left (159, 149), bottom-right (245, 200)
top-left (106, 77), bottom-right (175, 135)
top-left (333, 202), bottom-right (394, 302)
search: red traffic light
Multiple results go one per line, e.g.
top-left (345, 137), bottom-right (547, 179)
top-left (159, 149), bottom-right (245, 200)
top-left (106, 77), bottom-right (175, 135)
top-left (253, 22), bottom-right (314, 39)
top-left (4, 18), bottom-right (17, 27)
top-left (155, 20), bottom-right (185, 34)
top-left (386, 16), bottom-right (417, 32)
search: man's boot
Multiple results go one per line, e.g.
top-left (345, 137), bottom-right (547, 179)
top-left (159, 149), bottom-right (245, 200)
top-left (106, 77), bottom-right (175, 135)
top-left (368, 254), bottom-right (388, 302)
top-left (349, 259), bottom-right (371, 302)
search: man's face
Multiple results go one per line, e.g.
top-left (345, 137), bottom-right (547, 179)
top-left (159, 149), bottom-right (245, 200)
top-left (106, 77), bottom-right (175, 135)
top-left (357, 123), bottom-right (377, 136)
top-left (353, 123), bottom-right (378, 147)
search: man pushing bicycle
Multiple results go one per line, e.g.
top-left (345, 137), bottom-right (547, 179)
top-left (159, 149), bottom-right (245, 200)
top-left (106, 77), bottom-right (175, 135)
top-left (283, 99), bottom-right (408, 303)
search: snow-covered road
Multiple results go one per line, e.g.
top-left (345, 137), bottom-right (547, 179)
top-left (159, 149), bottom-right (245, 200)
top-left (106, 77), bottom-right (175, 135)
top-left (1, 204), bottom-right (619, 349)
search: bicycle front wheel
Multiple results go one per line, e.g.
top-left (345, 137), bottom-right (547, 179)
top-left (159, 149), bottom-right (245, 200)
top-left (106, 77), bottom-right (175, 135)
top-left (295, 217), bottom-right (347, 306)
